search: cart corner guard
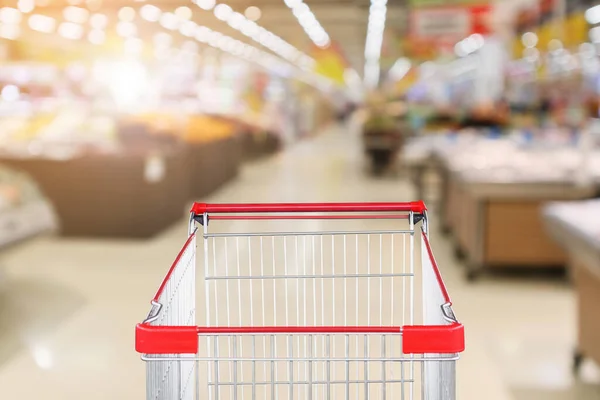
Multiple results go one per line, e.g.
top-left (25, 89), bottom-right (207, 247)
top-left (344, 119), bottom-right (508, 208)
top-left (135, 324), bottom-right (198, 354)
top-left (410, 200), bottom-right (427, 214)
top-left (402, 323), bottom-right (465, 354)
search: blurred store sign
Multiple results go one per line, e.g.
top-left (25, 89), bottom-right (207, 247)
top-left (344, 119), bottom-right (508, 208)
top-left (407, 4), bottom-right (491, 59)
top-left (311, 41), bottom-right (347, 86)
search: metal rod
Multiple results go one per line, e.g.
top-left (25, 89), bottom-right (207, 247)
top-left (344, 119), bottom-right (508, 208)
top-left (204, 229), bottom-right (413, 238)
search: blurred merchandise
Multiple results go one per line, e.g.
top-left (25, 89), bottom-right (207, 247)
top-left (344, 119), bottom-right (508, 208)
top-left (544, 199), bottom-right (600, 372)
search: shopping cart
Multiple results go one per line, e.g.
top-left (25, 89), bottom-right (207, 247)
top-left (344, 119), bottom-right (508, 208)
top-left (136, 201), bottom-right (465, 400)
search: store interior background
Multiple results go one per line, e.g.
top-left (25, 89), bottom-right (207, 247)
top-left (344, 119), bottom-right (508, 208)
top-left (0, 0), bottom-right (598, 398)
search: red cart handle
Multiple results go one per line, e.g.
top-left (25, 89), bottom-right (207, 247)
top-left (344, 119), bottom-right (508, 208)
top-left (191, 201), bottom-right (427, 215)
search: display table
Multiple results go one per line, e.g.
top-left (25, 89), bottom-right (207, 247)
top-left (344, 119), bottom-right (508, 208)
top-left (186, 136), bottom-right (242, 199)
top-left (429, 139), bottom-right (598, 279)
top-left (0, 145), bottom-right (189, 238)
top-left (543, 200), bottom-right (600, 371)
top-left (450, 175), bottom-right (594, 279)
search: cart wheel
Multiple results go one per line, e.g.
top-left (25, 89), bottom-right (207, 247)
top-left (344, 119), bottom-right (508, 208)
top-left (573, 350), bottom-right (584, 374)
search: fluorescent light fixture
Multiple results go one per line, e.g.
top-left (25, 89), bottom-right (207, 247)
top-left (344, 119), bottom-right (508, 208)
top-left (28, 14), bottom-right (55, 33)
top-left (175, 6), bottom-right (192, 20)
top-left (195, 25), bottom-right (211, 42)
top-left (0, 7), bottom-right (23, 24)
top-left (159, 12), bottom-right (178, 30)
top-left (179, 20), bottom-right (196, 36)
top-left (90, 13), bottom-right (107, 29)
top-left (227, 12), bottom-right (245, 30)
top-left (214, 3), bottom-right (232, 21)
top-left (195, 0), bottom-right (216, 11)
top-left (140, 5), bottom-right (161, 22)
top-left (17, 0), bottom-right (34, 14)
top-left (0, 24), bottom-right (20, 40)
top-left (88, 29), bottom-right (105, 44)
top-left (63, 6), bottom-right (88, 23)
top-left (58, 22), bottom-right (83, 39)
top-left (118, 6), bottom-right (135, 22)
top-left (116, 21), bottom-right (136, 37)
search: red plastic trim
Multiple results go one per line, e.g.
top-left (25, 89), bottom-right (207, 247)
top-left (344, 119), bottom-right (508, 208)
top-left (210, 214), bottom-right (410, 221)
top-left (136, 324), bottom-right (199, 354)
top-left (421, 231), bottom-right (451, 304)
top-left (196, 326), bottom-right (402, 334)
top-left (191, 201), bottom-right (427, 215)
top-left (402, 324), bottom-right (465, 354)
top-left (152, 233), bottom-right (196, 302)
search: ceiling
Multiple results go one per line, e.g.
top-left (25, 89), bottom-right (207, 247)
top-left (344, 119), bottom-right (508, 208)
top-left (220, 0), bottom-right (408, 73)
top-left (4, 0), bottom-right (409, 84)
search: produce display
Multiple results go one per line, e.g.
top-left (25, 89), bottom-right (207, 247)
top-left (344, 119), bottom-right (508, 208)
top-left (544, 199), bottom-right (600, 251)
top-left (403, 129), bottom-right (600, 184)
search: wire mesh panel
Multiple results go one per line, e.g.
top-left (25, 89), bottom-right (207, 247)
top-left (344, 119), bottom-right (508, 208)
top-left (136, 202), bottom-right (464, 400)
top-left (144, 234), bottom-right (197, 400)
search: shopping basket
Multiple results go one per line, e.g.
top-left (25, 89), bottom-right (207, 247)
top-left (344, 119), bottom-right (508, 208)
top-left (136, 201), bottom-right (465, 399)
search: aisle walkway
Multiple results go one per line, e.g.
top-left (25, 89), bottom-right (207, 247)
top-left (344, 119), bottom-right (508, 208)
top-left (0, 124), bottom-right (596, 399)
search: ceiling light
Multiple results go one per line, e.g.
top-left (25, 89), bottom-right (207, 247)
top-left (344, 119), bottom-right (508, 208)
top-left (175, 6), bottom-right (192, 20)
top-left (0, 24), bottom-right (20, 39)
top-left (116, 21), bottom-right (136, 37)
top-left (228, 12), bottom-right (245, 30)
top-left (89, 13), bottom-right (107, 29)
top-left (284, 0), bottom-right (302, 8)
top-left (63, 6), bottom-right (88, 23)
top-left (195, 25), bottom-right (211, 42)
top-left (88, 29), bottom-right (105, 44)
top-left (86, 0), bottom-right (102, 11)
top-left (208, 30), bottom-right (222, 47)
top-left (159, 12), bottom-right (178, 30)
top-left (292, 3), bottom-right (310, 17)
top-left (140, 5), bottom-right (161, 22)
top-left (179, 20), bottom-right (196, 36)
top-left (17, 0), bottom-right (34, 14)
top-left (118, 6), bottom-right (135, 22)
top-left (195, 0), bottom-right (216, 11)
top-left (0, 8), bottom-right (22, 24)
top-left (58, 22), bottom-right (83, 39)
top-left (241, 19), bottom-right (259, 36)
top-left (244, 6), bottom-right (261, 22)
top-left (28, 14), bottom-right (55, 33)
top-left (214, 3), bottom-right (232, 21)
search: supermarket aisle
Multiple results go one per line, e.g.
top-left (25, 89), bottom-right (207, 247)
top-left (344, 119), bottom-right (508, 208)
top-left (0, 123), bottom-right (596, 399)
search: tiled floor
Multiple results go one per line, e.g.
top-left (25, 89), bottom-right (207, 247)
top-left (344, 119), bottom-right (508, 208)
top-left (0, 123), bottom-right (597, 399)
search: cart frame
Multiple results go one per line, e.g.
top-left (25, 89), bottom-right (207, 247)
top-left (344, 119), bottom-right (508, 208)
top-left (136, 201), bottom-right (464, 400)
